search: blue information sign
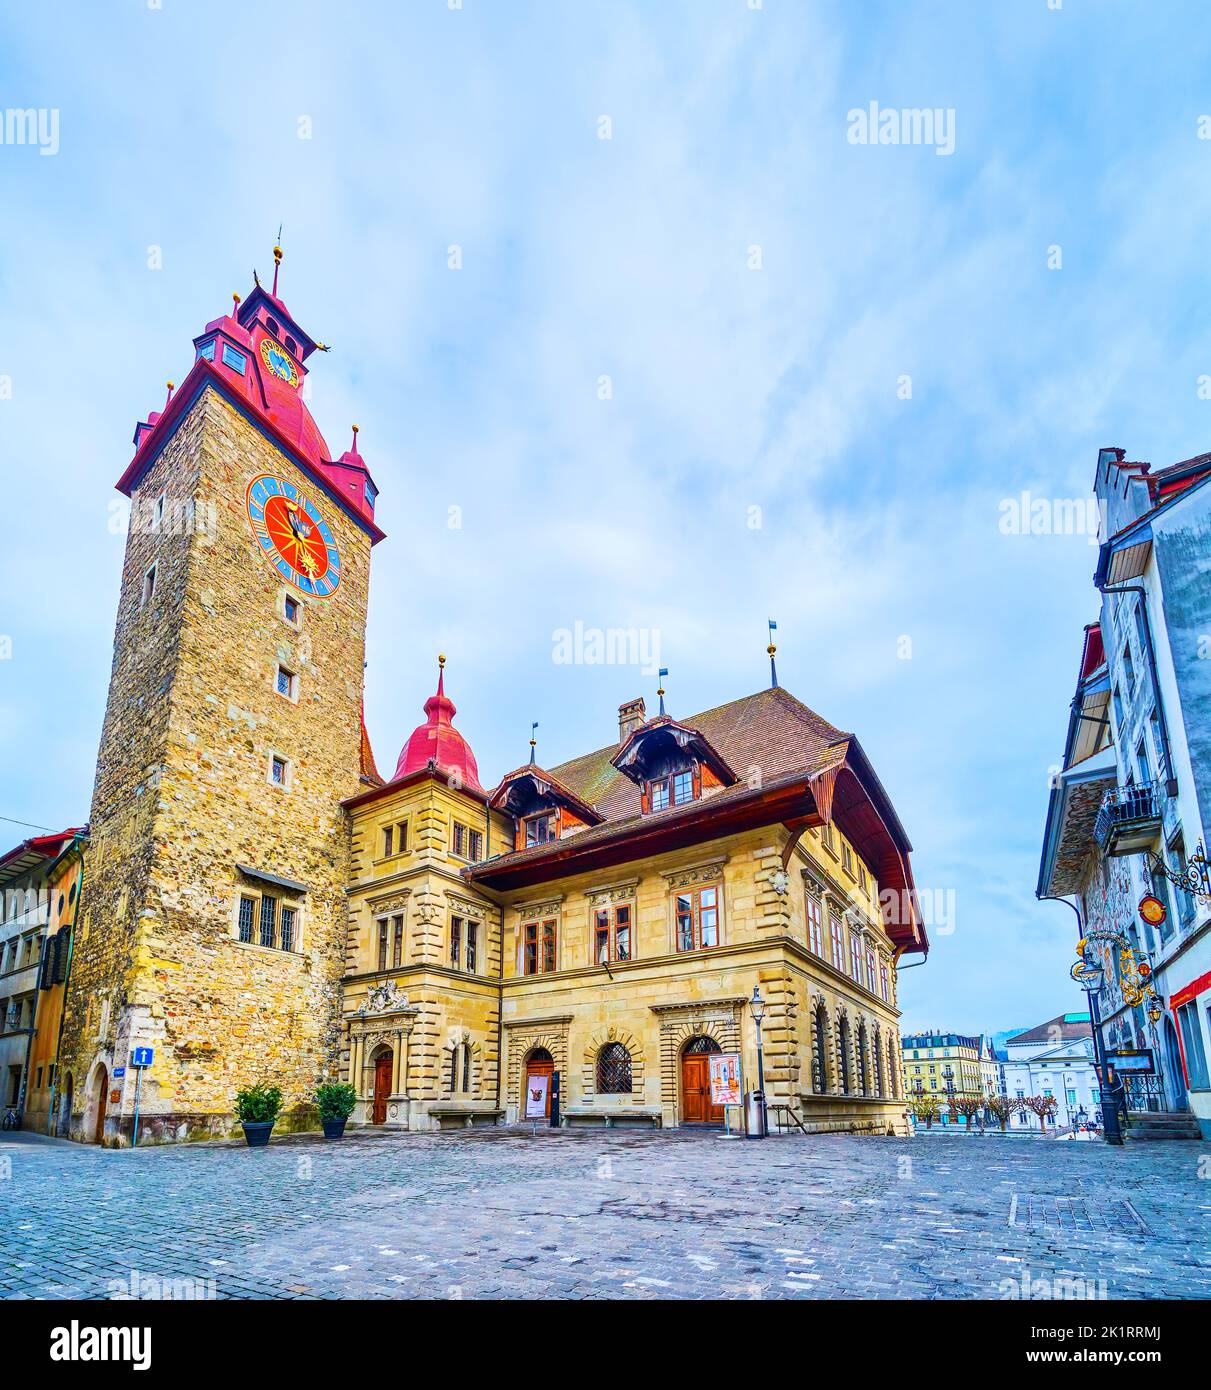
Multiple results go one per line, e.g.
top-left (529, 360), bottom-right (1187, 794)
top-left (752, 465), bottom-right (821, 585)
top-left (112, 1067), bottom-right (126, 1078)
top-left (131, 1047), bottom-right (154, 1068)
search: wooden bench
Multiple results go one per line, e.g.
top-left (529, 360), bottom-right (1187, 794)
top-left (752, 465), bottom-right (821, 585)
top-left (560, 1107), bottom-right (662, 1130)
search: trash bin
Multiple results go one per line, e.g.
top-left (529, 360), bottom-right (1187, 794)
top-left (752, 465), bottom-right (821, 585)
top-left (745, 1089), bottom-right (766, 1139)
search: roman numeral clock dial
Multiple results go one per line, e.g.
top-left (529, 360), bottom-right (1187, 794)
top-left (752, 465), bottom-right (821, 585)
top-left (245, 473), bottom-right (342, 597)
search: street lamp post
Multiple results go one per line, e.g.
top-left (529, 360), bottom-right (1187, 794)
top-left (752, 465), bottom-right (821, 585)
top-left (749, 985), bottom-right (767, 1139)
top-left (1038, 894), bottom-right (1123, 1146)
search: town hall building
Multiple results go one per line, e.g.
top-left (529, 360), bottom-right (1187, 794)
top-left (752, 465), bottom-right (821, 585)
top-left (38, 251), bottom-right (928, 1144)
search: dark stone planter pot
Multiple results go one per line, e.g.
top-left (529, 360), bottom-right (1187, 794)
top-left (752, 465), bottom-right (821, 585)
top-left (322, 1118), bottom-right (348, 1139)
top-left (241, 1122), bottom-right (275, 1147)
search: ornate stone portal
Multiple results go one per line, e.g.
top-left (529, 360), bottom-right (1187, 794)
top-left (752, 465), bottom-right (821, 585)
top-left (347, 985), bottom-right (419, 1128)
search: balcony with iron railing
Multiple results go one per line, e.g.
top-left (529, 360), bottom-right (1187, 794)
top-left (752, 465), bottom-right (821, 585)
top-left (1093, 779), bottom-right (1164, 856)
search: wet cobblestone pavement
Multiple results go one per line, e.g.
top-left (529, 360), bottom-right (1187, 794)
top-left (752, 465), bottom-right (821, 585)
top-left (2, 1126), bottom-right (1207, 1299)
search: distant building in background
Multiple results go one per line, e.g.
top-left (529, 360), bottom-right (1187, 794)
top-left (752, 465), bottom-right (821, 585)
top-left (0, 829), bottom-right (83, 1121)
top-left (1001, 1012), bottom-right (1099, 1131)
top-left (24, 832), bottom-right (86, 1136)
top-left (901, 1031), bottom-right (984, 1118)
top-left (1039, 445), bottom-right (1211, 1139)
top-left (976, 1034), bottom-right (1004, 1100)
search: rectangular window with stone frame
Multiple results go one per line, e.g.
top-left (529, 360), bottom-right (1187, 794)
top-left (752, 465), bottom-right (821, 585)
top-left (451, 916), bottom-right (481, 973)
top-left (674, 884), bottom-right (720, 952)
top-left (594, 903), bottom-right (632, 963)
top-left (829, 913), bottom-right (844, 969)
top-left (805, 892), bottom-right (823, 956)
top-left (233, 888), bottom-right (301, 954)
top-left (522, 919), bottom-right (557, 974)
top-left (451, 822), bottom-right (485, 861)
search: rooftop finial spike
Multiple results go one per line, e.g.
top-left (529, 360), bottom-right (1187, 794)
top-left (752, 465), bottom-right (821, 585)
top-left (767, 618), bottom-right (779, 689)
top-left (232, 292), bottom-right (241, 319)
top-left (657, 667), bottom-right (668, 717)
top-left (165, 381), bottom-right (175, 408)
top-left (350, 424), bottom-right (360, 455)
top-left (436, 652), bottom-right (446, 699)
top-left (272, 238), bottom-right (283, 297)
top-left (529, 721), bottom-right (539, 766)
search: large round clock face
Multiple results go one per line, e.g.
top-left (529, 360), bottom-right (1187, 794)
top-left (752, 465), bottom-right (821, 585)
top-left (246, 474), bottom-right (341, 597)
top-left (259, 337), bottom-right (300, 388)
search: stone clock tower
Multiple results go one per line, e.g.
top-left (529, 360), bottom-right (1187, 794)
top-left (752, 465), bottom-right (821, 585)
top-left (61, 251), bottom-right (385, 1144)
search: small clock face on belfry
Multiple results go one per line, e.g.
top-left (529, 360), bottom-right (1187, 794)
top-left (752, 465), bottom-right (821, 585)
top-left (259, 336), bottom-right (300, 387)
top-left (246, 473), bottom-right (341, 597)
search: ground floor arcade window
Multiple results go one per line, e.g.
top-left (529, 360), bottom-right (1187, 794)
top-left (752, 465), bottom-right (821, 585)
top-left (596, 1042), bottom-right (632, 1093)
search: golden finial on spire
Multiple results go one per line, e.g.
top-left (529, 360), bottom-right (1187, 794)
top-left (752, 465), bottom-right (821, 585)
top-left (438, 653), bottom-right (446, 668)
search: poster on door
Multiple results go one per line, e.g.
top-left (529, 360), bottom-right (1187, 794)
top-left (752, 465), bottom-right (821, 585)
top-left (709, 1053), bottom-right (742, 1106)
top-left (524, 1073), bottom-right (550, 1118)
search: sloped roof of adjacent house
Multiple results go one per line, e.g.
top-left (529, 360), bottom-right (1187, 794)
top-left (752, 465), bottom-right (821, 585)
top-left (1005, 1012), bottom-right (1092, 1046)
top-left (0, 828), bottom-right (86, 887)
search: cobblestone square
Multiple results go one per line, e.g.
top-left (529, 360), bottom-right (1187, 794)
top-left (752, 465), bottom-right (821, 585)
top-left (2, 1127), bottom-right (1207, 1300)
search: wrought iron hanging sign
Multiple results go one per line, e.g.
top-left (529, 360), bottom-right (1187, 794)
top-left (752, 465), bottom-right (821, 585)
top-left (1071, 931), bottom-right (1163, 1024)
top-left (1146, 839), bottom-right (1211, 907)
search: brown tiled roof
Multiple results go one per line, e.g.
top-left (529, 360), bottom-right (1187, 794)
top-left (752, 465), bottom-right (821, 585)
top-left (1007, 1013), bottom-right (1093, 1045)
top-left (549, 686), bottom-right (849, 822)
top-left (467, 684), bottom-right (925, 954)
top-left (359, 710), bottom-right (385, 788)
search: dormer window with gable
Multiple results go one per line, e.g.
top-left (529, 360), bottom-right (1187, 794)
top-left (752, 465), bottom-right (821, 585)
top-left (489, 764), bottom-right (603, 853)
top-left (611, 714), bottom-right (737, 816)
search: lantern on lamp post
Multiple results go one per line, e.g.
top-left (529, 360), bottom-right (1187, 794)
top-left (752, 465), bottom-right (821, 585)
top-left (748, 985), bottom-right (768, 1139)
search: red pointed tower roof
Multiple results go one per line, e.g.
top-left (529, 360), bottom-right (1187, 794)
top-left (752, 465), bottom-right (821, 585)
top-left (117, 244), bottom-right (384, 544)
top-left (393, 657), bottom-right (484, 794)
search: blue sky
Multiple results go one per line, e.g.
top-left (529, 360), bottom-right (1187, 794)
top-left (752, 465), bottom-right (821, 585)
top-left (3, 0), bottom-right (1210, 1035)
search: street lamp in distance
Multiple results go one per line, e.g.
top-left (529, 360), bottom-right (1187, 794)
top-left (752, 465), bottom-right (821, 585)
top-left (748, 985), bottom-right (767, 1139)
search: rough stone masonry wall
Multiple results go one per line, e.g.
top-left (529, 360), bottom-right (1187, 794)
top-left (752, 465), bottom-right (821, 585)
top-left (64, 388), bottom-right (372, 1141)
top-left (60, 405), bottom-right (205, 1138)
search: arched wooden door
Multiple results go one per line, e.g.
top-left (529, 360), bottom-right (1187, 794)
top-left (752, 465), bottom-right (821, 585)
top-left (524, 1047), bottom-right (553, 1118)
top-left (91, 1065), bottom-right (108, 1145)
top-left (680, 1035), bottom-right (724, 1124)
top-left (371, 1050), bottom-right (393, 1124)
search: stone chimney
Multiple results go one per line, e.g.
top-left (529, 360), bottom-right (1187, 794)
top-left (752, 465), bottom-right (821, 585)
top-left (618, 697), bottom-right (646, 745)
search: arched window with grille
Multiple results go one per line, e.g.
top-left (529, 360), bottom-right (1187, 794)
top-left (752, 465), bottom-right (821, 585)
top-left (597, 1042), bottom-right (632, 1094)
top-left (874, 1028), bottom-right (885, 1095)
top-left (887, 1034), bottom-right (899, 1098)
top-left (813, 1003), bottom-right (828, 1093)
top-left (448, 1041), bottom-right (473, 1095)
top-left (857, 1023), bottom-right (870, 1096)
top-left (836, 1016), bottom-right (851, 1094)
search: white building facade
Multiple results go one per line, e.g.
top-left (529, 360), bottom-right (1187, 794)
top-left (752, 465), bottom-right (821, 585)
top-left (1039, 447), bottom-right (1211, 1139)
top-left (1001, 1015), bottom-right (1100, 1132)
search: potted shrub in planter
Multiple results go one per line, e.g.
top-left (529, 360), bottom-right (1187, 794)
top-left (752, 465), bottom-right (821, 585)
top-left (316, 1082), bottom-right (357, 1139)
top-left (235, 1082), bottom-right (283, 1147)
